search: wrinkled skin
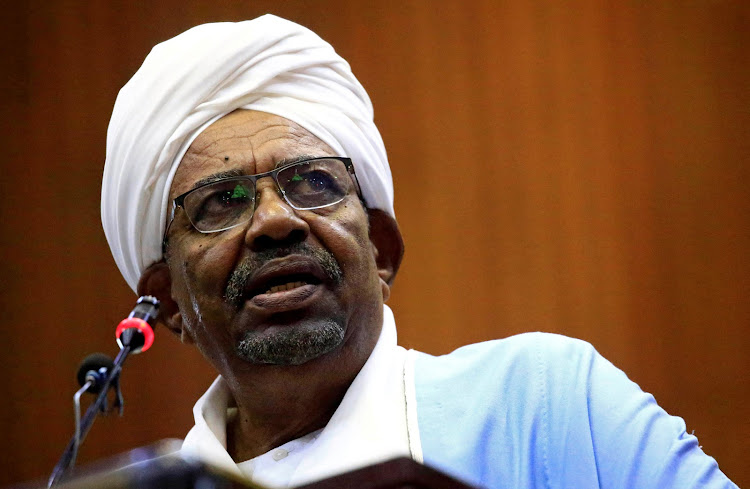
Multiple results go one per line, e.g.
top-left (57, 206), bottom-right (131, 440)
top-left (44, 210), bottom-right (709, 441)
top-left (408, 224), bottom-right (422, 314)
top-left (139, 109), bottom-right (403, 462)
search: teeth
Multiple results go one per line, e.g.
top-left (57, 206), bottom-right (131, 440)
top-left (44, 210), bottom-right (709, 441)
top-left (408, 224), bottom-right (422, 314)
top-left (265, 281), bottom-right (307, 294)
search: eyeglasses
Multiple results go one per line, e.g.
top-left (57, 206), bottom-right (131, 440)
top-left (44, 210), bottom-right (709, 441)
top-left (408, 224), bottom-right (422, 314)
top-left (164, 157), bottom-right (361, 242)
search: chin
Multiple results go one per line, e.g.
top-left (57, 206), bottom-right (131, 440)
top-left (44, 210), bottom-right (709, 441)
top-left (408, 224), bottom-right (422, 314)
top-left (235, 318), bottom-right (345, 366)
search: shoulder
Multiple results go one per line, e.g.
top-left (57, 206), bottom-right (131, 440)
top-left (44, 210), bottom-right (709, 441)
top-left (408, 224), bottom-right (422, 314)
top-left (411, 334), bottom-right (738, 489)
top-left (412, 332), bottom-right (599, 387)
top-left (411, 333), bottom-right (605, 487)
top-left (411, 332), bottom-right (605, 438)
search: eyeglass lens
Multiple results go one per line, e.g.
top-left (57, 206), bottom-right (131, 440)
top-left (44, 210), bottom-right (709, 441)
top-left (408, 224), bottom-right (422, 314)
top-left (183, 158), bottom-right (353, 232)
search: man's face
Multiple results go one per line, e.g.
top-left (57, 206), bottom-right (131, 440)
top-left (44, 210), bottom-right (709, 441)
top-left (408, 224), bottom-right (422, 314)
top-left (164, 110), bottom-right (385, 381)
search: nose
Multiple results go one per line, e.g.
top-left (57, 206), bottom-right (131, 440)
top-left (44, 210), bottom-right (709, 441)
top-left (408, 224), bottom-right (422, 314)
top-left (244, 180), bottom-right (309, 251)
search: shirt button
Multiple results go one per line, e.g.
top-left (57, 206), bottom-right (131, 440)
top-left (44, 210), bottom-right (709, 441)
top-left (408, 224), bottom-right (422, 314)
top-left (272, 448), bottom-right (289, 461)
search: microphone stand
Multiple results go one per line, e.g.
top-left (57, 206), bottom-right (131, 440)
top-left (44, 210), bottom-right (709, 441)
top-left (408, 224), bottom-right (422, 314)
top-left (47, 335), bottom-right (137, 488)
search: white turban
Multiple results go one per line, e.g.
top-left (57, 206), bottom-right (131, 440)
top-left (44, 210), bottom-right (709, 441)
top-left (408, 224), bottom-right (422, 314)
top-left (102, 14), bottom-right (394, 293)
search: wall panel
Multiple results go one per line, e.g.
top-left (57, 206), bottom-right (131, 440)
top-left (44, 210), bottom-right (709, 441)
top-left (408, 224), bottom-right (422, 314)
top-left (1, 1), bottom-right (747, 486)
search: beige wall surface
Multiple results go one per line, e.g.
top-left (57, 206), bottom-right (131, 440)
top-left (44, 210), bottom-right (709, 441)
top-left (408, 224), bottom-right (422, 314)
top-left (1, 1), bottom-right (747, 486)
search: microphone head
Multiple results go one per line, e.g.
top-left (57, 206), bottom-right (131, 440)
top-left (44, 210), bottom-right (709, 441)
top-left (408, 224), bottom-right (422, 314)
top-left (77, 353), bottom-right (114, 392)
top-left (115, 296), bottom-right (159, 353)
top-left (115, 318), bottom-right (155, 353)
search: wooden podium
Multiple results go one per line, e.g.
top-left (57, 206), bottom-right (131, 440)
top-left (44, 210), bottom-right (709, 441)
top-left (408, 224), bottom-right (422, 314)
top-left (296, 457), bottom-right (477, 489)
top-left (15, 442), bottom-right (477, 489)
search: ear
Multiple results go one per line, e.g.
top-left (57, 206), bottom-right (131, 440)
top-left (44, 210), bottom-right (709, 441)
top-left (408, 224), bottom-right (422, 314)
top-left (137, 261), bottom-right (193, 344)
top-left (367, 208), bottom-right (404, 301)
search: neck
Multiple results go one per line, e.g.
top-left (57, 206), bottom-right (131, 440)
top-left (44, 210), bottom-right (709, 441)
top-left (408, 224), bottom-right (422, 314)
top-left (226, 375), bottom-right (349, 462)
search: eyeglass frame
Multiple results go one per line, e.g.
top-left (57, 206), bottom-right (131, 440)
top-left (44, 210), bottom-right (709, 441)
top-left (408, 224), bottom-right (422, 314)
top-left (162, 156), bottom-right (363, 252)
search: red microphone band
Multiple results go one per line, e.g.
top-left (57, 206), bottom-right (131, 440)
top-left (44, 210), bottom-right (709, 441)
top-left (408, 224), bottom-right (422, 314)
top-left (115, 317), bottom-right (155, 353)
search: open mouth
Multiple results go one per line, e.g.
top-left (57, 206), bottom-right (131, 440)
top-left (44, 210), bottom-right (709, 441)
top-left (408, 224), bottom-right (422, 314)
top-left (252, 273), bottom-right (322, 297)
top-left (226, 254), bottom-right (336, 310)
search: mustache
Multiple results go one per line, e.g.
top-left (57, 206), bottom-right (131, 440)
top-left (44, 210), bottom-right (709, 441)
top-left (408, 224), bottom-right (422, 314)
top-left (225, 243), bottom-right (343, 307)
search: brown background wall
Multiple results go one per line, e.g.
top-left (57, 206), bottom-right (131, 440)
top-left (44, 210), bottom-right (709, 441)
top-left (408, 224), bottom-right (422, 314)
top-left (1, 1), bottom-right (747, 487)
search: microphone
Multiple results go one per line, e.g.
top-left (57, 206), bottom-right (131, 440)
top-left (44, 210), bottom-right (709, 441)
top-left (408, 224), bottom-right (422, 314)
top-left (115, 295), bottom-right (158, 353)
top-left (70, 353), bottom-right (116, 470)
top-left (48, 296), bottom-right (160, 488)
top-left (76, 353), bottom-right (114, 394)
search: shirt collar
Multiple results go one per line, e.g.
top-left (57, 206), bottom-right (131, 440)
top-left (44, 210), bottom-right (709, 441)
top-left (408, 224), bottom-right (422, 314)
top-left (181, 305), bottom-right (412, 485)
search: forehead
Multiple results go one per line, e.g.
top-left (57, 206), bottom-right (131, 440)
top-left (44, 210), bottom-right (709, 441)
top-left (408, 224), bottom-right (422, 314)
top-left (170, 110), bottom-right (335, 198)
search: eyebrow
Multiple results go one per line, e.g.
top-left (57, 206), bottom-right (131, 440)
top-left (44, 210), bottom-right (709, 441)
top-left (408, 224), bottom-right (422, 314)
top-left (191, 168), bottom-right (246, 189)
top-left (190, 154), bottom-right (324, 190)
top-left (273, 154), bottom-right (319, 169)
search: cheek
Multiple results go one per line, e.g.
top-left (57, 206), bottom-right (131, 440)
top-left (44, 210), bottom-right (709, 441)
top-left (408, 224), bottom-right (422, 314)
top-left (312, 204), bottom-right (376, 273)
top-left (170, 232), bottom-right (243, 309)
top-left (168, 238), bottom-right (239, 367)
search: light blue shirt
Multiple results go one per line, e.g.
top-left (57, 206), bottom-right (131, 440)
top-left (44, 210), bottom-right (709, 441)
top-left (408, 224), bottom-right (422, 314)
top-left (414, 332), bottom-right (737, 489)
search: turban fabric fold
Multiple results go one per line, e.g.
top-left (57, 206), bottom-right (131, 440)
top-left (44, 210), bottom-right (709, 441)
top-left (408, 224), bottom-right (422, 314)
top-left (102, 14), bottom-right (394, 293)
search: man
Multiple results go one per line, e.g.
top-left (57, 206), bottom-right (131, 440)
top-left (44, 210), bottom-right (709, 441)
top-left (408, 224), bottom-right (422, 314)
top-left (102, 15), bottom-right (737, 489)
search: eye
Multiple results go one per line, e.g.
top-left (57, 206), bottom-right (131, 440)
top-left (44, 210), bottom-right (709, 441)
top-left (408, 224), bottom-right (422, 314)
top-left (283, 167), bottom-right (342, 193)
top-left (276, 159), bottom-right (352, 209)
top-left (227, 183), bottom-right (251, 202)
top-left (206, 183), bottom-right (251, 209)
top-left (187, 181), bottom-right (253, 229)
top-left (294, 170), bottom-right (336, 192)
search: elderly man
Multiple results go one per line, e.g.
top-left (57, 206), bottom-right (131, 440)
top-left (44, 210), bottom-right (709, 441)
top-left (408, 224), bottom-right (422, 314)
top-left (101, 15), bottom-right (736, 489)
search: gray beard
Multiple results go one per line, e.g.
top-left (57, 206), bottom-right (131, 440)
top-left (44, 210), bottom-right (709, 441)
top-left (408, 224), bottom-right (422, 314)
top-left (235, 318), bottom-right (345, 365)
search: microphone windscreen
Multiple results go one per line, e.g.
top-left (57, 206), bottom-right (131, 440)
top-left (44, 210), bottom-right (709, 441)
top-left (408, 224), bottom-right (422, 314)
top-left (76, 353), bottom-right (114, 388)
